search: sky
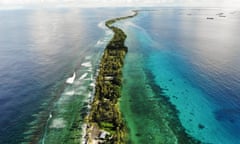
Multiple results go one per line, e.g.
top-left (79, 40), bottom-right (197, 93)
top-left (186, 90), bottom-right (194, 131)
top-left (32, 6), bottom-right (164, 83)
top-left (0, 0), bottom-right (240, 8)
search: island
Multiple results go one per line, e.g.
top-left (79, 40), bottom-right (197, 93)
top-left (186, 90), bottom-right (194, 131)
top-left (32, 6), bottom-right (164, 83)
top-left (84, 10), bottom-right (138, 144)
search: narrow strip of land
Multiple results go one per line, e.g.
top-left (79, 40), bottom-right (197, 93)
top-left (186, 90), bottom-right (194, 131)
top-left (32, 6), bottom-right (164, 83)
top-left (84, 11), bottom-right (138, 144)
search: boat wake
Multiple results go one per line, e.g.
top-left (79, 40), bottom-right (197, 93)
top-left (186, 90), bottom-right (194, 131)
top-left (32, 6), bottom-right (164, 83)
top-left (81, 62), bottom-right (92, 67)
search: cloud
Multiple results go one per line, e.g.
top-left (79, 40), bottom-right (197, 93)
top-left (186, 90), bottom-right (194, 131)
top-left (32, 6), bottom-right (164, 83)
top-left (0, 0), bottom-right (240, 8)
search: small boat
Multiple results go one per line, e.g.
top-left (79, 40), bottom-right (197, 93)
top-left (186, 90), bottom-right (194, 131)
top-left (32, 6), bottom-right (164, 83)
top-left (66, 72), bottom-right (76, 84)
top-left (206, 17), bottom-right (214, 20)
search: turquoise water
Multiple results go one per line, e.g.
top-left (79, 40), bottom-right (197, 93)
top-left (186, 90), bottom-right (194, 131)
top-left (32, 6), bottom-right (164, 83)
top-left (119, 8), bottom-right (240, 144)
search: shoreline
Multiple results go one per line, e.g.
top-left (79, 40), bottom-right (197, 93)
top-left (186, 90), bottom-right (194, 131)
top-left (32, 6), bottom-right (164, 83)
top-left (83, 10), bottom-right (138, 144)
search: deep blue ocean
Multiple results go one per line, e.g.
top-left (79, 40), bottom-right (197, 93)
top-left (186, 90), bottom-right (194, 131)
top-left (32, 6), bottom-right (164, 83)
top-left (0, 8), bottom-right (128, 143)
top-left (1, 7), bottom-right (240, 144)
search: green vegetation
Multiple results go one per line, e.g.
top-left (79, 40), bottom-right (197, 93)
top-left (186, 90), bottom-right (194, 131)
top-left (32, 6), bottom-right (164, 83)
top-left (86, 11), bottom-right (138, 144)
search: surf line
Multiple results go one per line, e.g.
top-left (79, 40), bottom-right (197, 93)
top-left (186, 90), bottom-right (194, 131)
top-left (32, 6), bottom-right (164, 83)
top-left (41, 113), bottom-right (52, 144)
top-left (84, 10), bottom-right (138, 144)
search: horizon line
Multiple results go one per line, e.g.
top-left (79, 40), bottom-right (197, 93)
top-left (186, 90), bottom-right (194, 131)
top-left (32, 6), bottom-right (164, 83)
top-left (0, 5), bottom-right (240, 10)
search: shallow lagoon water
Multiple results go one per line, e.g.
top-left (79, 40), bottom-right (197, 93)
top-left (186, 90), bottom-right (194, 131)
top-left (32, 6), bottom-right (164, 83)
top-left (119, 8), bottom-right (240, 144)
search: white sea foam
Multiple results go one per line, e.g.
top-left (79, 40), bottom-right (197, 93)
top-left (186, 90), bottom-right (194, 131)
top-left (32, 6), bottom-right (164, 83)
top-left (90, 74), bottom-right (93, 81)
top-left (90, 83), bottom-right (95, 87)
top-left (98, 21), bottom-right (106, 29)
top-left (49, 113), bottom-right (52, 119)
top-left (49, 118), bottom-right (66, 129)
top-left (83, 77), bottom-right (91, 81)
top-left (87, 104), bottom-right (91, 109)
top-left (65, 90), bottom-right (75, 96)
top-left (74, 91), bottom-right (83, 96)
top-left (81, 124), bottom-right (87, 144)
top-left (79, 73), bottom-right (88, 80)
top-left (95, 40), bottom-right (105, 47)
top-left (88, 92), bottom-right (92, 98)
top-left (87, 68), bottom-right (93, 72)
top-left (66, 72), bottom-right (76, 84)
top-left (96, 21), bottom-right (113, 50)
top-left (81, 62), bottom-right (92, 67)
top-left (105, 30), bottom-right (113, 36)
